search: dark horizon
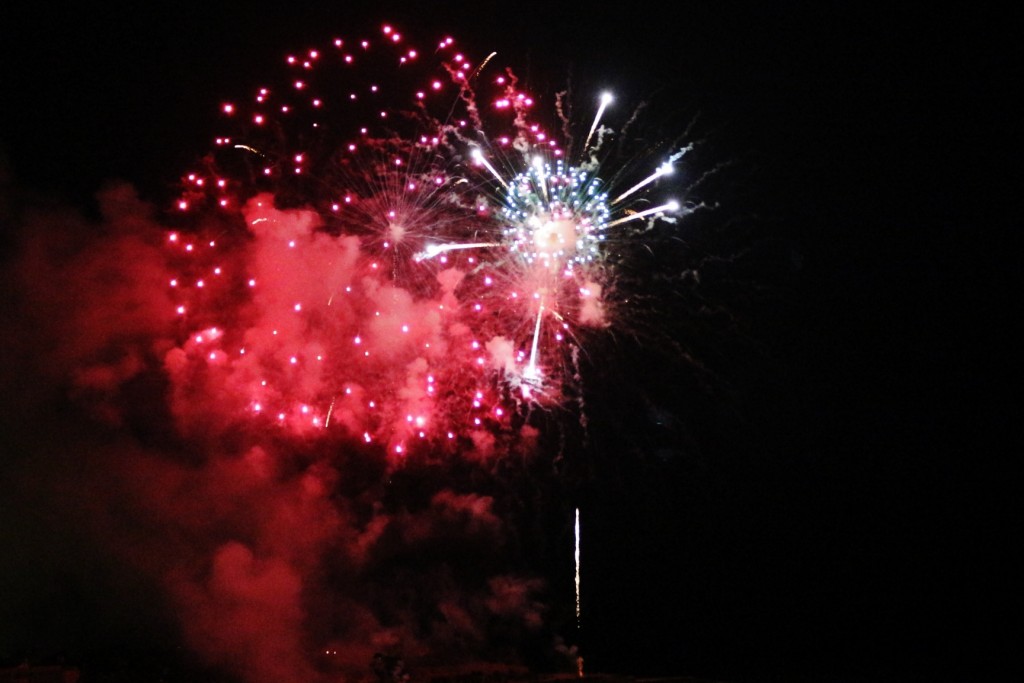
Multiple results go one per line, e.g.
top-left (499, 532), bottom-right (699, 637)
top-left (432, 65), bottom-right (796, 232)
top-left (0, 3), bottom-right (1014, 682)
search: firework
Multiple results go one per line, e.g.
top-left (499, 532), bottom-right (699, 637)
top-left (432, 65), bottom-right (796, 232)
top-left (574, 506), bottom-right (581, 625)
top-left (170, 23), bottom-right (688, 455)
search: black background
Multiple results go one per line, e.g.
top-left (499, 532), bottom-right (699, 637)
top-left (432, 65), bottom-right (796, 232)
top-left (1, 2), bottom-right (1016, 681)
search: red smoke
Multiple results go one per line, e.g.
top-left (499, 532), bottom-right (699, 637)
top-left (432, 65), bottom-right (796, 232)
top-left (1, 180), bottom-right (564, 681)
top-left (0, 24), bottom-right (654, 679)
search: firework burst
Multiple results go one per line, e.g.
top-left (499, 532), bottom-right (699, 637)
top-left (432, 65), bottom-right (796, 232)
top-left (170, 23), bottom-right (692, 456)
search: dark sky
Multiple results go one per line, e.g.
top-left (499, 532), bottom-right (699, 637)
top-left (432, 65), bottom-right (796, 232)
top-left (0, 3), bottom-right (1015, 682)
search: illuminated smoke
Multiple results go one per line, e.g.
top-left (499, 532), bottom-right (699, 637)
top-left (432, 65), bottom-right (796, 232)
top-left (1, 19), bottom-right (707, 683)
top-left (174, 23), bottom-right (690, 431)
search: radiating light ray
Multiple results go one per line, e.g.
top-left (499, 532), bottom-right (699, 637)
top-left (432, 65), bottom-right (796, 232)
top-left (582, 92), bottom-right (613, 153)
top-left (414, 242), bottom-right (501, 261)
top-left (604, 200), bottom-right (680, 228)
top-left (471, 148), bottom-right (510, 191)
top-left (611, 160), bottom-right (674, 205)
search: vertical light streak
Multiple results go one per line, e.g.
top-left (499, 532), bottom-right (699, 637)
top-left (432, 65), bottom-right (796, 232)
top-left (574, 506), bottom-right (581, 624)
top-left (525, 300), bottom-right (545, 380)
top-left (325, 396), bottom-right (336, 427)
top-left (532, 156), bottom-right (550, 204)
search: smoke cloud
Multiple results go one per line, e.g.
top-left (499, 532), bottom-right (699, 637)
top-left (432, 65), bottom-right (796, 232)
top-left (0, 181), bottom-right (570, 681)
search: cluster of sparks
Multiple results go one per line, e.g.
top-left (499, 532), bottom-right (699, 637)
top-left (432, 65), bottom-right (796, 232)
top-left (168, 23), bottom-right (687, 457)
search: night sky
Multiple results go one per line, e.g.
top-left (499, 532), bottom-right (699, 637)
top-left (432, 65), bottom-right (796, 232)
top-left (0, 3), bottom-right (1015, 682)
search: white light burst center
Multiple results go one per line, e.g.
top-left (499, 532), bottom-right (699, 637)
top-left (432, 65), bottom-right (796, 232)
top-left (503, 159), bottom-right (609, 271)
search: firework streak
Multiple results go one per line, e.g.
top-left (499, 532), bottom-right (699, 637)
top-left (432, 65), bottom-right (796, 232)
top-left (170, 23), bottom-right (687, 457)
